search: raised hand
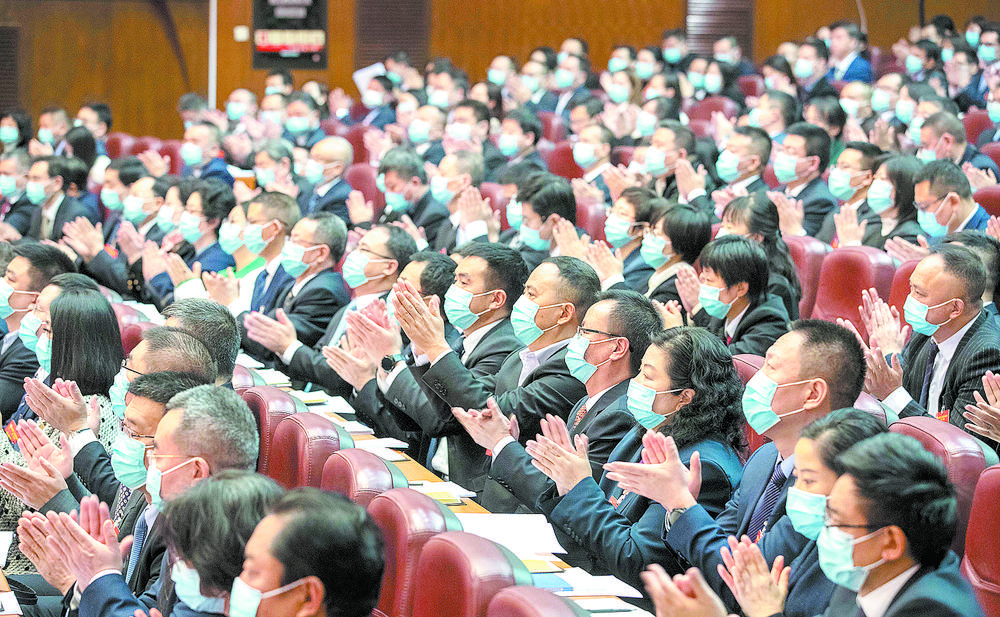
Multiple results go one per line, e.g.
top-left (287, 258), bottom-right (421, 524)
top-left (451, 398), bottom-right (515, 451)
top-left (243, 309), bottom-right (298, 355)
top-left (24, 377), bottom-right (88, 433)
top-left (551, 216), bottom-right (589, 260)
top-left (883, 236), bottom-right (930, 263)
top-left (391, 279), bottom-right (449, 361)
top-left (526, 432), bottom-right (591, 496)
top-left (767, 191), bottom-right (805, 237)
top-left (718, 537), bottom-right (789, 617)
top-left (675, 264), bottom-right (701, 316)
top-left (641, 564), bottom-right (730, 617)
top-left (346, 190), bottom-right (375, 225)
top-left (604, 433), bottom-right (701, 509)
top-left (17, 420), bottom-right (73, 479)
top-left (18, 512), bottom-right (76, 594)
top-left (585, 241), bottom-right (624, 282)
top-left (832, 204), bottom-right (866, 246)
top-left (202, 269), bottom-right (240, 305)
top-left (864, 346), bottom-right (904, 400)
top-left (165, 253), bottom-right (200, 287)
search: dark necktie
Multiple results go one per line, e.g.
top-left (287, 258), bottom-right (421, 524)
top-left (746, 462), bottom-right (787, 541)
top-left (249, 270), bottom-right (269, 313)
top-left (919, 340), bottom-right (939, 409)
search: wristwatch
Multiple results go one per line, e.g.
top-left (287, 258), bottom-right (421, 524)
top-left (380, 353), bottom-right (406, 372)
top-left (665, 506), bottom-right (689, 532)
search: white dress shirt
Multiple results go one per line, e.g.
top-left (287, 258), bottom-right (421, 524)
top-left (856, 564), bottom-right (920, 617)
top-left (517, 338), bottom-right (570, 386)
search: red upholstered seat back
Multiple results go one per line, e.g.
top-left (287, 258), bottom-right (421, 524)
top-left (811, 246), bottom-right (894, 339)
top-left (267, 412), bottom-right (352, 488)
top-left (321, 448), bottom-right (408, 507)
top-left (783, 235), bottom-right (828, 319)
top-left (231, 365), bottom-right (263, 394)
top-left (158, 140), bottom-right (184, 175)
top-left (732, 355), bottom-right (770, 457)
top-left (130, 136), bottom-right (162, 157)
top-left (546, 141), bottom-right (584, 180)
top-left (486, 587), bottom-right (587, 617)
top-left (345, 162), bottom-right (385, 219)
top-left (964, 109), bottom-right (994, 144)
top-left (687, 96), bottom-right (740, 122)
top-left (889, 416), bottom-right (989, 556)
top-left (120, 321), bottom-right (155, 356)
top-left (240, 386), bottom-right (305, 476)
top-left (537, 111), bottom-right (567, 142)
top-left (106, 132), bottom-right (135, 159)
top-left (975, 185), bottom-right (1000, 218)
top-left (962, 465), bottom-right (1000, 617)
top-left (479, 182), bottom-right (511, 232)
top-left (737, 74), bottom-right (765, 98)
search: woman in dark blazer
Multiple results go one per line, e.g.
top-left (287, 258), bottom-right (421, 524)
top-left (630, 201), bottom-right (713, 312)
top-left (531, 327), bottom-right (745, 598)
top-left (835, 155), bottom-right (923, 250)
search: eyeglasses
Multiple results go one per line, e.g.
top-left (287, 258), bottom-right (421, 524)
top-left (577, 326), bottom-right (621, 339)
top-left (121, 359), bottom-right (145, 377)
top-left (913, 195), bottom-right (945, 212)
top-left (359, 246), bottom-right (393, 260)
top-left (123, 424), bottom-right (155, 445)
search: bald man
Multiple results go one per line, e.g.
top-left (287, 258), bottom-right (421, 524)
top-left (298, 136), bottom-right (355, 226)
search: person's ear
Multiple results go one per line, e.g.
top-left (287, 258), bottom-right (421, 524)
top-left (488, 289), bottom-right (507, 312)
top-left (733, 281), bottom-right (750, 299)
top-left (382, 258), bottom-right (399, 278)
top-left (948, 297), bottom-right (965, 320)
top-left (674, 388), bottom-right (695, 412)
top-left (292, 576), bottom-right (326, 617)
top-left (192, 457), bottom-right (211, 480)
top-left (609, 337), bottom-right (630, 362)
top-left (555, 302), bottom-right (575, 326)
top-left (880, 526), bottom-right (908, 562)
top-left (802, 378), bottom-right (829, 411)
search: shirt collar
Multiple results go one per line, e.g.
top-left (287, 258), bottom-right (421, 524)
top-left (778, 452), bottom-right (796, 477)
top-left (584, 384), bottom-right (617, 412)
top-left (462, 318), bottom-right (504, 357)
top-left (42, 193), bottom-right (64, 216)
top-left (518, 337), bottom-right (571, 368)
top-left (449, 210), bottom-right (462, 227)
top-left (856, 564), bottom-right (921, 617)
top-left (315, 176), bottom-right (342, 197)
top-left (1, 329), bottom-right (19, 356)
top-left (138, 217), bottom-right (157, 237)
top-left (733, 174), bottom-right (761, 191)
top-left (584, 161), bottom-right (612, 183)
top-left (786, 180), bottom-right (809, 198)
top-left (954, 204), bottom-right (979, 232)
top-left (836, 52), bottom-right (858, 76)
top-left (935, 310), bottom-right (980, 359)
top-left (290, 270), bottom-right (320, 297)
top-left (725, 303), bottom-right (751, 339)
top-left (645, 261), bottom-right (685, 297)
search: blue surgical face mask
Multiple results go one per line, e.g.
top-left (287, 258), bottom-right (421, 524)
top-left (716, 149), bottom-right (743, 184)
top-left (0, 279), bottom-right (36, 320)
top-left (966, 30), bottom-right (981, 48)
top-left (793, 58), bottom-right (814, 80)
top-left (229, 577), bottom-right (306, 617)
top-left (343, 250), bottom-right (382, 289)
top-left (555, 68), bottom-right (575, 90)
top-left (988, 101), bottom-right (1000, 124)
top-left (156, 205), bottom-right (177, 232)
top-left (18, 312), bottom-right (42, 352)
top-left (565, 334), bottom-right (618, 384)
top-left (698, 284), bottom-right (733, 319)
top-left (904, 54), bottom-right (923, 75)
top-left (226, 101), bottom-right (247, 121)
top-left (741, 370), bottom-right (812, 434)
top-left (510, 296), bottom-right (564, 345)
top-left (981, 45), bottom-right (998, 64)
top-left (304, 159), bottom-right (327, 185)
top-left (866, 179), bottom-right (894, 214)
top-left (664, 48), bottom-right (683, 64)
top-left (636, 111), bottom-right (658, 137)
top-left (101, 188), bottom-right (123, 211)
top-left (25, 181), bottom-right (47, 206)
top-left (35, 333), bottom-right (52, 373)
top-left (506, 199), bottom-right (523, 230)
top-left (607, 83), bottom-right (631, 104)
top-left (243, 223), bottom-right (269, 255)
top-left (446, 123), bottom-right (473, 142)
top-left (703, 73), bottom-right (723, 94)
top-left (218, 221), bottom-right (245, 255)
top-left (430, 175), bottom-right (456, 204)
top-left (519, 224), bottom-right (551, 251)
top-left (786, 486), bottom-right (827, 540)
top-left (179, 211), bottom-right (204, 244)
top-left (626, 379), bottom-right (683, 429)
top-left (903, 295), bottom-right (956, 336)
top-left (827, 168), bottom-right (859, 201)
top-left (255, 166), bottom-right (275, 188)
top-left (817, 525), bottom-right (886, 592)
top-left (498, 133), bottom-right (520, 158)
top-left (122, 196), bottom-right (149, 225)
top-left (171, 560), bottom-right (227, 614)
top-left (0, 174), bottom-right (17, 197)
top-left (572, 143), bottom-right (598, 169)
top-left (279, 242), bottom-right (313, 278)
top-left (384, 189), bottom-right (411, 214)
top-left (284, 115), bottom-right (312, 134)
top-left (916, 206), bottom-right (948, 238)
top-left (895, 99), bottom-right (915, 124)
top-left (0, 125), bottom-right (19, 146)
top-left (37, 128), bottom-right (54, 145)
top-left (687, 71), bottom-right (705, 90)
top-left (604, 215), bottom-right (635, 249)
top-left (110, 432), bottom-right (148, 489)
top-left (487, 68), bottom-right (508, 86)
top-left (180, 142), bottom-right (204, 167)
top-left (608, 57), bottom-right (629, 73)
top-left (146, 456), bottom-right (194, 509)
top-left (870, 89), bottom-right (892, 114)
top-left (644, 147), bottom-right (668, 177)
top-left (773, 152), bottom-right (801, 184)
top-left (635, 61), bottom-right (656, 79)
top-left (640, 233), bottom-right (671, 269)
top-left (109, 368), bottom-right (129, 419)
top-left (443, 285), bottom-right (493, 331)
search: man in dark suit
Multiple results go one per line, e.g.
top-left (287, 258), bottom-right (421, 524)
top-left (686, 126), bottom-right (771, 216)
top-left (615, 321), bottom-right (866, 604)
top-left (921, 111), bottom-right (1000, 177)
top-left (297, 136), bottom-right (354, 225)
top-left (867, 246), bottom-right (1000, 449)
top-left (795, 40), bottom-right (839, 104)
top-left (340, 75), bottom-right (396, 130)
top-left (552, 53), bottom-right (592, 122)
top-left (409, 105), bottom-right (447, 165)
top-left (241, 213), bottom-right (355, 366)
top-left (576, 123), bottom-right (615, 204)
top-left (447, 99), bottom-right (507, 183)
top-left (771, 122), bottom-right (838, 238)
top-left (281, 92), bottom-right (326, 152)
top-left (0, 149), bottom-right (34, 237)
top-left (399, 256), bottom-right (596, 494)
top-left (429, 150), bottom-right (487, 255)
top-left (464, 290), bottom-right (661, 513)
top-left (495, 109), bottom-right (548, 179)
top-left (713, 36), bottom-right (755, 77)
top-left (813, 141), bottom-right (881, 245)
top-left (376, 147), bottom-right (449, 247)
top-left (648, 122), bottom-right (706, 203)
top-left (25, 156), bottom-right (95, 242)
top-left (825, 21), bottom-right (874, 83)
top-left (752, 432), bottom-right (983, 617)
top-left (0, 244), bottom-right (73, 421)
top-left (514, 60), bottom-right (558, 115)
top-left (914, 160), bottom-right (991, 236)
top-left (179, 121), bottom-right (234, 186)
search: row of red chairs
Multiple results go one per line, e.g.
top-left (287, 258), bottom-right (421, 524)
top-left (105, 133), bottom-right (184, 174)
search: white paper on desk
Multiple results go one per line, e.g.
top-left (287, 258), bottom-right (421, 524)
top-left (0, 531), bottom-right (12, 567)
top-left (0, 591), bottom-right (22, 615)
top-left (410, 481), bottom-right (476, 498)
top-left (337, 421), bottom-right (374, 435)
top-left (313, 397), bottom-right (356, 418)
top-left (356, 437), bottom-right (408, 449)
top-left (573, 597), bottom-right (652, 614)
top-left (351, 444), bottom-right (407, 461)
top-left (253, 369), bottom-right (292, 386)
top-left (455, 513), bottom-right (567, 556)
top-left (288, 390), bottom-right (330, 405)
top-left (553, 568), bottom-right (643, 599)
top-left (352, 63), bottom-right (386, 94)
top-left (236, 353), bottom-right (264, 369)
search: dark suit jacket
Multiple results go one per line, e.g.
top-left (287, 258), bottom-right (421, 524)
top-left (811, 552), bottom-right (984, 617)
top-left (27, 194), bottom-right (95, 241)
top-left (84, 249), bottom-right (136, 299)
top-left (898, 311), bottom-right (1000, 447)
top-left (666, 442), bottom-right (792, 604)
top-left (619, 248), bottom-right (655, 293)
top-left (118, 495), bottom-right (167, 596)
top-left (768, 272), bottom-right (800, 321)
top-left (525, 91), bottom-right (558, 115)
top-left (301, 177), bottom-right (352, 225)
top-left (869, 219), bottom-right (922, 250)
top-left (752, 518), bottom-right (835, 617)
top-left (0, 337), bottom-right (38, 422)
top-left (353, 106), bottom-right (395, 130)
top-left (977, 126), bottom-right (1000, 148)
top-left (147, 242), bottom-right (235, 301)
top-left (814, 199), bottom-right (881, 246)
top-left (778, 176), bottom-right (837, 238)
top-left (242, 268), bottom-right (350, 364)
top-left (402, 320), bottom-right (523, 491)
top-left (556, 86), bottom-right (593, 122)
top-left (182, 157), bottom-right (234, 186)
top-left (482, 140), bottom-right (509, 183)
top-left (496, 150), bottom-right (549, 180)
top-left (690, 176), bottom-right (768, 217)
top-left (537, 428), bottom-right (743, 593)
top-left (420, 140), bottom-right (446, 166)
top-left (961, 143), bottom-right (1000, 177)
top-left (484, 382), bottom-right (634, 512)
top-left (800, 76), bottom-right (839, 103)
top-left (693, 293), bottom-right (790, 357)
top-left (962, 204), bottom-right (991, 232)
top-left (248, 265), bottom-right (295, 314)
top-left (377, 190), bottom-right (450, 247)
top-left (3, 193), bottom-right (34, 235)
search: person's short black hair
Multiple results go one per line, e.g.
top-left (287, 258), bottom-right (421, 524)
top-left (107, 156), bottom-right (148, 186)
top-left (64, 127), bottom-right (97, 168)
top-left (923, 111), bottom-right (967, 146)
top-left (153, 175), bottom-right (179, 200)
top-left (61, 157), bottom-right (89, 194)
top-left (504, 109), bottom-right (543, 146)
top-left (652, 202), bottom-right (712, 264)
top-left (830, 20), bottom-right (864, 40)
top-left (842, 141), bottom-right (883, 173)
top-left (380, 223), bottom-right (418, 274)
top-left (786, 121), bottom-right (833, 173)
top-left (50, 286), bottom-right (122, 396)
top-left (836, 432), bottom-right (957, 568)
top-left (800, 408), bottom-right (888, 472)
top-left (32, 155), bottom-right (70, 188)
top-left (162, 470), bottom-right (284, 596)
top-left (455, 241), bottom-right (529, 313)
top-left (267, 68), bottom-right (294, 87)
top-left (192, 177), bottom-right (236, 233)
top-left (47, 272), bottom-right (97, 293)
top-left (1, 108), bottom-right (32, 149)
top-left (733, 125), bottom-right (773, 166)
top-left (944, 231), bottom-right (1000, 297)
top-left (662, 28), bottom-right (687, 42)
top-left (763, 89), bottom-right (799, 128)
top-left (127, 371), bottom-right (213, 405)
top-left (877, 155), bottom-right (922, 223)
top-left (370, 75), bottom-right (393, 93)
top-left (140, 326), bottom-right (218, 383)
top-left (801, 39), bottom-right (829, 63)
top-left (698, 235), bottom-right (769, 306)
top-left (455, 99), bottom-right (491, 126)
top-left (657, 120), bottom-right (696, 157)
top-left (12, 243), bottom-right (75, 291)
top-left (81, 102), bottom-right (112, 131)
top-left (930, 14), bottom-right (956, 36)
top-left (497, 162), bottom-right (546, 187)
top-left (913, 159), bottom-right (973, 200)
top-left (531, 46), bottom-right (558, 71)
top-left (929, 243), bottom-right (987, 310)
top-left (268, 488), bottom-right (385, 617)
top-left (303, 212), bottom-right (348, 262)
top-left (287, 91), bottom-right (319, 113)
top-left (651, 326), bottom-right (745, 451)
top-left (789, 320), bottom-right (866, 410)
top-left (411, 250), bottom-right (457, 307)
top-left (540, 256), bottom-right (601, 322)
top-left (574, 97), bottom-right (605, 120)
top-left (162, 299), bottom-right (241, 380)
top-left (618, 186), bottom-right (657, 223)
top-left (526, 175), bottom-right (576, 223)
top-left (378, 147), bottom-right (427, 184)
top-left (597, 289), bottom-right (664, 375)
top-left (177, 92), bottom-right (209, 113)
top-left (386, 50), bottom-right (411, 66)
top-left (915, 39), bottom-right (941, 65)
